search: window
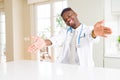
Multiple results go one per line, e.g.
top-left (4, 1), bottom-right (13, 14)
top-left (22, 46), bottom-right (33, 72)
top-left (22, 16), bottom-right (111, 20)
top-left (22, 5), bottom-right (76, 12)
top-left (35, 0), bottom-right (67, 37)
top-left (36, 4), bottom-right (51, 38)
top-left (33, 0), bottom-right (67, 61)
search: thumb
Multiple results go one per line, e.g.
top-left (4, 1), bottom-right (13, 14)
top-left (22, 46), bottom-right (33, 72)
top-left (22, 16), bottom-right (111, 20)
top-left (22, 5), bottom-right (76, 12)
top-left (98, 20), bottom-right (104, 26)
top-left (31, 36), bottom-right (40, 42)
top-left (94, 20), bottom-right (105, 30)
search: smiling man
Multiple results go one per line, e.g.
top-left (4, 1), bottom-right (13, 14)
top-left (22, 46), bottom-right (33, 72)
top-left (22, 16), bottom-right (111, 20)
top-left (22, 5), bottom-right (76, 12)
top-left (28, 7), bottom-right (112, 67)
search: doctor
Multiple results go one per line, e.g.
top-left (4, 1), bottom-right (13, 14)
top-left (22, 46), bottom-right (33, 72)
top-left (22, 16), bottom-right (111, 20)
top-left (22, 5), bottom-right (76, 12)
top-left (28, 7), bottom-right (112, 67)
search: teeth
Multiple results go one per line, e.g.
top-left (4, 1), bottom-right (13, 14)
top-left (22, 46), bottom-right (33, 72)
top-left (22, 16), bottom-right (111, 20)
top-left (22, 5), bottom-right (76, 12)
top-left (69, 20), bottom-right (72, 24)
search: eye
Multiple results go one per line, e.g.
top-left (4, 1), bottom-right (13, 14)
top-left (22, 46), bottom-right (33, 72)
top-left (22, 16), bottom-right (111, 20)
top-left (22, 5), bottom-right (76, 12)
top-left (68, 14), bottom-right (72, 18)
top-left (63, 13), bottom-right (73, 22)
top-left (63, 18), bottom-right (67, 22)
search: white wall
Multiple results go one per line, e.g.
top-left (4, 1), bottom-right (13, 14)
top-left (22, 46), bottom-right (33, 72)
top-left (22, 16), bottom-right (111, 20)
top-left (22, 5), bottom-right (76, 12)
top-left (68, 0), bottom-right (104, 25)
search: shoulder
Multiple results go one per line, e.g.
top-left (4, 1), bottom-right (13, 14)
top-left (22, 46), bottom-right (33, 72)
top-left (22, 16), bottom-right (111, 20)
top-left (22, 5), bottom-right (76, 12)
top-left (82, 23), bottom-right (94, 31)
top-left (53, 27), bottom-right (69, 37)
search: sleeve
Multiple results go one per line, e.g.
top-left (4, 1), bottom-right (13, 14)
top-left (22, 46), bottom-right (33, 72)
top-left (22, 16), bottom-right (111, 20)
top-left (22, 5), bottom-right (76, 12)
top-left (49, 29), bottom-right (67, 47)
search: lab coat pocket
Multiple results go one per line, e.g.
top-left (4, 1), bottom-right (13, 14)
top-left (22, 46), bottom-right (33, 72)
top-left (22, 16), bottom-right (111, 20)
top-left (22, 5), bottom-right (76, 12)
top-left (78, 35), bottom-right (88, 48)
top-left (77, 47), bottom-right (88, 67)
top-left (77, 44), bottom-right (94, 67)
top-left (65, 35), bottom-right (72, 45)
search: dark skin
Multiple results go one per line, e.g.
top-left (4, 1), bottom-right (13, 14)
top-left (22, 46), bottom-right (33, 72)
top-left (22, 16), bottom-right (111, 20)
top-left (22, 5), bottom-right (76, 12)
top-left (62, 10), bottom-right (80, 29)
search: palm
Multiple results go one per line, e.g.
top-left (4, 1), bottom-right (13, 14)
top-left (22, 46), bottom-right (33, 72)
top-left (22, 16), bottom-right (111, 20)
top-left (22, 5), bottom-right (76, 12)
top-left (94, 20), bottom-right (112, 37)
top-left (28, 36), bottom-right (46, 53)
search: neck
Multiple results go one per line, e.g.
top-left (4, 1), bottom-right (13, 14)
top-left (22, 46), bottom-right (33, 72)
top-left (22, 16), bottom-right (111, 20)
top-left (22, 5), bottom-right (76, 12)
top-left (73, 22), bottom-right (81, 29)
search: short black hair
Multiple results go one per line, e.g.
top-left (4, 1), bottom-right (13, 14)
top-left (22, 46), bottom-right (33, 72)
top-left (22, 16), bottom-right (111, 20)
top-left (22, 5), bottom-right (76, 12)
top-left (61, 7), bottom-right (73, 17)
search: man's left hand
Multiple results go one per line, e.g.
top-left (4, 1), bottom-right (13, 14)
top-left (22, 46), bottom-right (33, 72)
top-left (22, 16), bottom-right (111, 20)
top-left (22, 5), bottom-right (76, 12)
top-left (93, 20), bottom-right (112, 37)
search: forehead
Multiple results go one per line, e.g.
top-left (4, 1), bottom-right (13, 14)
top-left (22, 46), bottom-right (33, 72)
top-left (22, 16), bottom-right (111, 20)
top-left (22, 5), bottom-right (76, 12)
top-left (62, 10), bottom-right (75, 17)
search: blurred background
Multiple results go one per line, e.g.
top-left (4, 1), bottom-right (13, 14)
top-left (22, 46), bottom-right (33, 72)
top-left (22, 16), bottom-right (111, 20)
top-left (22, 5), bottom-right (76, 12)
top-left (0, 0), bottom-right (120, 69)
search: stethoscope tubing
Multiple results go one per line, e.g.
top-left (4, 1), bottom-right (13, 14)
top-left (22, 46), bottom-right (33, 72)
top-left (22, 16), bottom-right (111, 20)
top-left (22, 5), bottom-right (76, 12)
top-left (67, 24), bottom-right (85, 46)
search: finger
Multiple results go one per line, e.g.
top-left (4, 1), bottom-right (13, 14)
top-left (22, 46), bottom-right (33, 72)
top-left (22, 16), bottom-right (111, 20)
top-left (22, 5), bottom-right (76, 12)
top-left (35, 41), bottom-right (46, 49)
top-left (31, 36), bottom-right (40, 42)
top-left (103, 27), bottom-right (112, 34)
top-left (28, 37), bottom-right (46, 53)
top-left (94, 20), bottom-right (104, 32)
top-left (102, 31), bottom-right (111, 37)
top-left (103, 26), bottom-right (111, 30)
top-left (27, 42), bottom-right (39, 52)
top-left (28, 39), bottom-right (46, 52)
top-left (104, 31), bottom-right (112, 34)
top-left (99, 20), bottom-right (104, 25)
top-left (28, 45), bottom-right (39, 53)
top-left (32, 48), bottom-right (39, 53)
top-left (96, 20), bottom-right (104, 27)
top-left (27, 44), bottom-right (36, 53)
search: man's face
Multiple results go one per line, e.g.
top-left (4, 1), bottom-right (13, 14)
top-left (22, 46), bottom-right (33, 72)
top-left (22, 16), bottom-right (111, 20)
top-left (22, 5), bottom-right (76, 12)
top-left (62, 10), bottom-right (77, 28)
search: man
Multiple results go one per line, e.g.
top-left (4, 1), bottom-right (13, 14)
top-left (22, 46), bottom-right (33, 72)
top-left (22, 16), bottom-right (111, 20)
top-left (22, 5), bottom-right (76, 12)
top-left (28, 7), bottom-right (112, 67)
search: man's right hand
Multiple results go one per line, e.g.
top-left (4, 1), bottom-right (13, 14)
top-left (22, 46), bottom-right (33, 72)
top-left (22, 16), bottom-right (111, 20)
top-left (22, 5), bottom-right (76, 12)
top-left (27, 36), bottom-right (46, 53)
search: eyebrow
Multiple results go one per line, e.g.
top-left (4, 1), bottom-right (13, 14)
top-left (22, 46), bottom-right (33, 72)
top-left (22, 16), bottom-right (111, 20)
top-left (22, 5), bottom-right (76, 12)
top-left (63, 12), bottom-right (74, 20)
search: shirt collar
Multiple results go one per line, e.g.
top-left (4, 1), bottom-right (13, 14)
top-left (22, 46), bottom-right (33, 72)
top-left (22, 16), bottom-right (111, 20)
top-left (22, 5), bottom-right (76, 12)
top-left (71, 24), bottom-right (83, 32)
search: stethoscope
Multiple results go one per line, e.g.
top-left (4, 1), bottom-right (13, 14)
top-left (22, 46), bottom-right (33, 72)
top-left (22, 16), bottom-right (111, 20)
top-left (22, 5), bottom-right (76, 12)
top-left (67, 24), bottom-right (85, 48)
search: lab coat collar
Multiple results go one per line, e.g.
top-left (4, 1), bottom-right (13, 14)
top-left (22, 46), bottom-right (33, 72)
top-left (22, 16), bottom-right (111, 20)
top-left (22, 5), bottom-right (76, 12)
top-left (71, 24), bottom-right (83, 32)
top-left (67, 23), bottom-right (84, 33)
top-left (75, 24), bottom-right (83, 32)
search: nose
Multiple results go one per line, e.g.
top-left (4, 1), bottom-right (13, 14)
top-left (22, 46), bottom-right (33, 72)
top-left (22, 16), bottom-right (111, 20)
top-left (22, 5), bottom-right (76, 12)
top-left (66, 17), bottom-right (71, 23)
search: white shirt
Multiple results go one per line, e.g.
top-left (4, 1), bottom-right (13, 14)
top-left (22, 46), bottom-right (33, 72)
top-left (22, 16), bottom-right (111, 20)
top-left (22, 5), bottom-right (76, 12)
top-left (49, 24), bottom-right (95, 67)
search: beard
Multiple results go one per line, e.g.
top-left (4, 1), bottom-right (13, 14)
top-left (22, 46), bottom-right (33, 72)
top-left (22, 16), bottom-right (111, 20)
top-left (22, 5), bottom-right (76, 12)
top-left (70, 24), bottom-right (76, 28)
top-left (68, 20), bottom-right (75, 27)
top-left (68, 21), bottom-right (76, 28)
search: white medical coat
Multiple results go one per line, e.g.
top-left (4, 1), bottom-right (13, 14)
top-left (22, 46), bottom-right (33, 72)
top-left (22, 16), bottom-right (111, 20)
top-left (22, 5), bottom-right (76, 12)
top-left (50, 24), bottom-right (95, 67)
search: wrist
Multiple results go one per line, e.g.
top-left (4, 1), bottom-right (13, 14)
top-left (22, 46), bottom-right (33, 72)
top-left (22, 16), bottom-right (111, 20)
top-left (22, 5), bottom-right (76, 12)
top-left (91, 30), bottom-right (96, 39)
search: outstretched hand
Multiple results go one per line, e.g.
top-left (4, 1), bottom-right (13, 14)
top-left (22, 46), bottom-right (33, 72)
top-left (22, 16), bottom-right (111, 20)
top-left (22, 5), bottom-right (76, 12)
top-left (27, 36), bottom-right (46, 53)
top-left (93, 20), bottom-right (112, 37)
